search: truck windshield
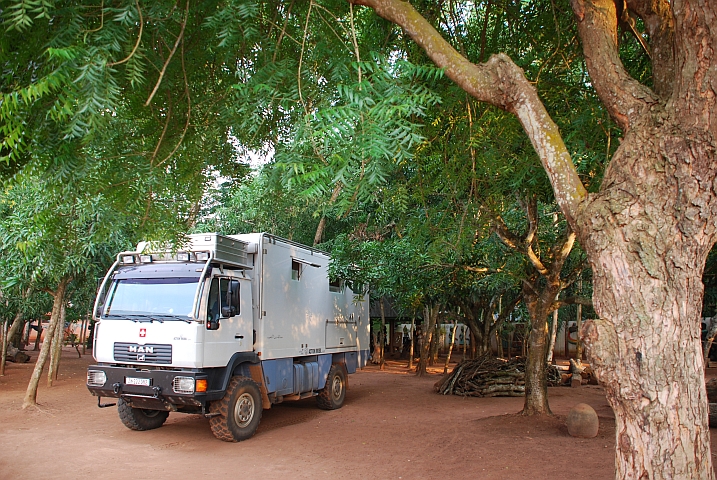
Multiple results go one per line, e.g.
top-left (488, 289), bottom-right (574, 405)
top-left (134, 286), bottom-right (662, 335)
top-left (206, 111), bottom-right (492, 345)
top-left (102, 278), bottom-right (198, 320)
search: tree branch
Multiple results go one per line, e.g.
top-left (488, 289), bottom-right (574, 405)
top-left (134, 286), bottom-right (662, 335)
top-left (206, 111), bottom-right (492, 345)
top-left (626, 0), bottom-right (674, 98)
top-left (570, 0), bottom-right (660, 130)
top-left (493, 215), bottom-right (522, 250)
top-left (489, 293), bottom-right (523, 338)
top-left (670, 0), bottom-right (717, 131)
top-left (351, 0), bottom-right (587, 228)
top-left (145, 0), bottom-right (189, 107)
top-left (547, 225), bottom-right (577, 279)
top-left (107, 0), bottom-right (143, 67)
top-left (556, 295), bottom-right (593, 307)
top-left (155, 38), bottom-right (191, 168)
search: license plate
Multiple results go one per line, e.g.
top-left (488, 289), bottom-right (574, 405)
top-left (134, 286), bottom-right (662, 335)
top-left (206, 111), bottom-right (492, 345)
top-left (125, 377), bottom-right (151, 386)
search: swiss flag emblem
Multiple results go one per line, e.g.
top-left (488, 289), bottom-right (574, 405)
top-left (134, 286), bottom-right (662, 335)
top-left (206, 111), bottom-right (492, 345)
top-left (139, 328), bottom-right (146, 338)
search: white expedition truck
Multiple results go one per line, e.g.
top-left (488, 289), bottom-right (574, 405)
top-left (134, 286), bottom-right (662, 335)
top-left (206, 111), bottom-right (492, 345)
top-left (86, 233), bottom-right (369, 441)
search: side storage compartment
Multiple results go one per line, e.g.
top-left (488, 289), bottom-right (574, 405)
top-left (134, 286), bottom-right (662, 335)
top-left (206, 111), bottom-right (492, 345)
top-left (261, 358), bottom-right (294, 396)
top-left (293, 362), bottom-right (319, 394)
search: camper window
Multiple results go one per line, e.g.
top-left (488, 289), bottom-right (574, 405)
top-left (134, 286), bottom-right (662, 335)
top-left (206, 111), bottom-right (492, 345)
top-left (291, 260), bottom-right (302, 281)
top-left (329, 278), bottom-right (344, 293)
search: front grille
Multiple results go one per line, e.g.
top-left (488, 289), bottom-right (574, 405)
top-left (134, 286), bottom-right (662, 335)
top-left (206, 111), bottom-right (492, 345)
top-left (113, 342), bottom-right (172, 364)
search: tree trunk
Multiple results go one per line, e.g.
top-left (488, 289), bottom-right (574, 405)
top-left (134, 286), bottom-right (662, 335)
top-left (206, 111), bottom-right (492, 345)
top-left (0, 321), bottom-right (7, 376)
top-left (48, 299), bottom-right (66, 386)
top-left (23, 278), bottom-right (69, 408)
top-left (80, 314), bottom-right (88, 356)
top-left (1, 310), bottom-right (24, 375)
top-left (371, 329), bottom-right (381, 364)
top-left (522, 314), bottom-right (551, 415)
top-left (578, 127), bottom-right (716, 478)
top-left (546, 306), bottom-right (559, 364)
top-left (703, 319), bottom-right (717, 366)
top-left (522, 280), bottom-right (560, 416)
top-left (576, 279), bottom-right (583, 364)
top-left (462, 325), bottom-right (467, 357)
top-left (33, 321), bottom-right (42, 351)
top-left (379, 298), bottom-right (386, 370)
top-left (429, 323), bottom-right (439, 365)
top-left (417, 304), bottom-right (438, 376)
top-left (444, 320), bottom-right (458, 374)
top-left (408, 315), bottom-right (415, 370)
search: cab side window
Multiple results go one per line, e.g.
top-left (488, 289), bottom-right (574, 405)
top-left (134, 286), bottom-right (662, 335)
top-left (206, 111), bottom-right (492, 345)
top-left (219, 278), bottom-right (230, 315)
top-left (208, 277), bottom-right (239, 320)
top-left (207, 278), bottom-right (220, 321)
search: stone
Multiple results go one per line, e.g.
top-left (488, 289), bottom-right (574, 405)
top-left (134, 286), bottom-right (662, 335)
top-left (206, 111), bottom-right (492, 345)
top-left (567, 403), bottom-right (599, 438)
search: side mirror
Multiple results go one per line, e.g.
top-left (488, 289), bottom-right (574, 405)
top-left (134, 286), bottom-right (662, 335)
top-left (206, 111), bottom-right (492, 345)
top-left (94, 289), bottom-right (107, 317)
top-left (207, 318), bottom-right (220, 330)
top-left (222, 280), bottom-right (240, 317)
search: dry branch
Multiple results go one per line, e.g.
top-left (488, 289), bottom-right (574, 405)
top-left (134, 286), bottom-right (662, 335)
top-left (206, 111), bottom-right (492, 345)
top-left (434, 354), bottom-right (562, 397)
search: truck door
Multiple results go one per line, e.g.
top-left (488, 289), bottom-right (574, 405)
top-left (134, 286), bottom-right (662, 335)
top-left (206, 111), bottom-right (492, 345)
top-left (203, 275), bottom-right (253, 367)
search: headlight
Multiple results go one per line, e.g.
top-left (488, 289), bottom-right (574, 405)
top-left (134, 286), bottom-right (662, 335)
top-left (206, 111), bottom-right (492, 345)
top-left (87, 370), bottom-right (107, 387)
top-left (172, 376), bottom-right (195, 394)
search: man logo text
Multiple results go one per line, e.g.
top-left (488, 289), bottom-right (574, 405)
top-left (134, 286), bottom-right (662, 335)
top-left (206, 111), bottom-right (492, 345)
top-left (128, 345), bottom-right (154, 354)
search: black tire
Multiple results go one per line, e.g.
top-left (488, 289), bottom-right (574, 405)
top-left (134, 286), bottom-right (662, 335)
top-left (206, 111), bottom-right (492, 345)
top-left (117, 398), bottom-right (169, 431)
top-left (317, 364), bottom-right (347, 410)
top-left (209, 376), bottom-right (263, 442)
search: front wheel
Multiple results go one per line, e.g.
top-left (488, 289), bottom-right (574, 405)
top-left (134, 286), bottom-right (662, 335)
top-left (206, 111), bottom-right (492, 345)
top-left (317, 364), bottom-right (347, 410)
top-left (209, 376), bottom-right (263, 442)
top-left (117, 398), bottom-right (169, 431)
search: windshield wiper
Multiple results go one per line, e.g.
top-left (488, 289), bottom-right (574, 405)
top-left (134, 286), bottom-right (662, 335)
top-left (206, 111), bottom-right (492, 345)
top-left (104, 314), bottom-right (163, 323)
top-left (103, 313), bottom-right (193, 323)
top-left (150, 314), bottom-right (193, 323)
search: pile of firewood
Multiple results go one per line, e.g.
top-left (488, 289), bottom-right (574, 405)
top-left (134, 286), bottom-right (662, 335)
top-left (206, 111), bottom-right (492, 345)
top-left (434, 355), bottom-right (562, 397)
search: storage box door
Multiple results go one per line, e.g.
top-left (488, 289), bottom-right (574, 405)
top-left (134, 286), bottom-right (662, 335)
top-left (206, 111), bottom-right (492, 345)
top-left (325, 317), bottom-right (358, 349)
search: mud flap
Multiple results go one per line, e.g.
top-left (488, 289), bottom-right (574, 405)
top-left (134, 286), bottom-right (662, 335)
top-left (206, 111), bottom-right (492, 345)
top-left (248, 364), bottom-right (272, 409)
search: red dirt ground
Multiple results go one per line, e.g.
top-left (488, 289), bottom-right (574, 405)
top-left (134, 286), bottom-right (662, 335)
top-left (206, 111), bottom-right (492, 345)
top-left (1, 349), bottom-right (716, 479)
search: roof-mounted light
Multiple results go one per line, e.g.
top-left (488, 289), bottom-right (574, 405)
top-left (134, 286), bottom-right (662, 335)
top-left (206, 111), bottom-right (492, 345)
top-left (195, 251), bottom-right (210, 261)
top-left (176, 252), bottom-right (190, 262)
top-left (140, 255), bottom-right (153, 263)
top-left (121, 255), bottom-right (136, 264)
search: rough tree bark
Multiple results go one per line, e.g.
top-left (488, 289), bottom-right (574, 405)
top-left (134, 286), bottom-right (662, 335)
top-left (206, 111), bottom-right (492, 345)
top-left (23, 278), bottom-right (69, 408)
top-left (429, 322), bottom-right (439, 365)
top-left (0, 310), bottom-right (23, 376)
top-left (461, 293), bottom-right (521, 357)
top-left (576, 279), bottom-right (583, 364)
top-left (350, 0), bottom-right (717, 477)
top-left (444, 320), bottom-right (458, 374)
top-left (494, 196), bottom-right (576, 415)
top-left (47, 299), bottom-right (66, 387)
top-left (408, 315), bottom-right (415, 369)
top-left (703, 320), bottom-right (717, 366)
top-left (416, 304), bottom-right (439, 376)
top-left (546, 301), bottom-right (559, 364)
top-left (378, 297), bottom-right (386, 370)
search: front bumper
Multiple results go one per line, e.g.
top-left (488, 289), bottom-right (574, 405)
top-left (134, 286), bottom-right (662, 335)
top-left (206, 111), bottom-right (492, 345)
top-left (86, 364), bottom-right (207, 410)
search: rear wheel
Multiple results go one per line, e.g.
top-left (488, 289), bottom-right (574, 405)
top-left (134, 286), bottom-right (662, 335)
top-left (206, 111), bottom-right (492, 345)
top-left (317, 364), bottom-right (347, 410)
top-left (117, 398), bottom-right (169, 431)
top-left (209, 376), bottom-right (263, 442)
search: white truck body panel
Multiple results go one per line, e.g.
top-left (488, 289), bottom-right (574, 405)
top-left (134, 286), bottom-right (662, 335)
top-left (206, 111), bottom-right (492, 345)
top-left (94, 320), bottom-right (204, 369)
top-left (232, 233), bottom-right (368, 361)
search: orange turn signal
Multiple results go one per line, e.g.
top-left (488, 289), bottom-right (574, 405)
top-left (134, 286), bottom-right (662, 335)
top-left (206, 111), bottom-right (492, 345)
top-left (196, 379), bottom-right (208, 393)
